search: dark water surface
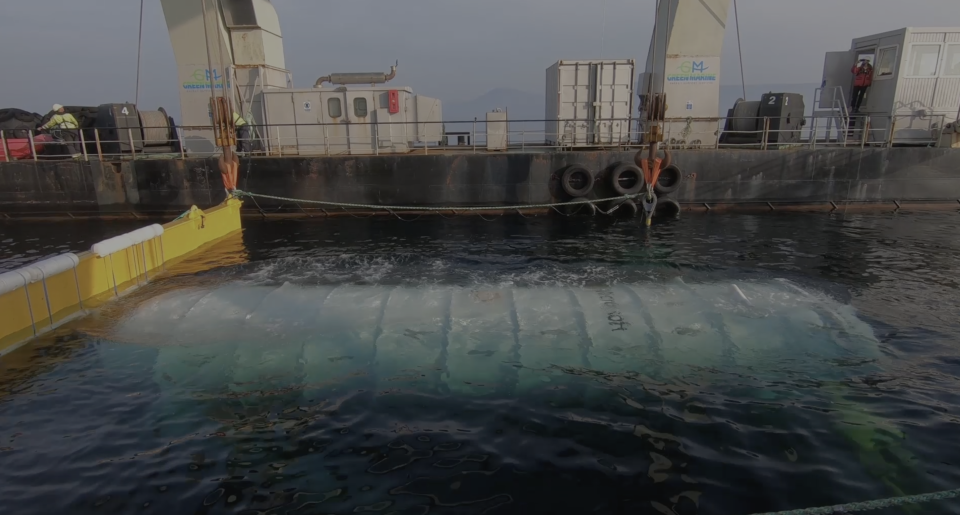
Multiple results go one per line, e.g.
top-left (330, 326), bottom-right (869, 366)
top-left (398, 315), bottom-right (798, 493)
top-left (0, 219), bottom-right (149, 272)
top-left (2, 212), bottom-right (960, 515)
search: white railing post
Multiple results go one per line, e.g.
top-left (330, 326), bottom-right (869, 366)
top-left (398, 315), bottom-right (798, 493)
top-left (79, 129), bottom-right (88, 160)
top-left (178, 128), bottom-right (185, 159)
top-left (887, 116), bottom-right (896, 147)
top-left (128, 128), bottom-right (137, 160)
top-left (861, 116), bottom-right (870, 148)
top-left (28, 131), bottom-right (38, 161)
top-left (760, 117), bottom-right (769, 150)
top-left (322, 123), bottom-right (329, 156)
top-left (94, 129), bottom-right (104, 160)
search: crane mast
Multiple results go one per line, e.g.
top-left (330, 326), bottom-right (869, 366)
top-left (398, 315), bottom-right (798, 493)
top-left (159, 0), bottom-right (291, 155)
top-left (635, 0), bottom-right (730, 224)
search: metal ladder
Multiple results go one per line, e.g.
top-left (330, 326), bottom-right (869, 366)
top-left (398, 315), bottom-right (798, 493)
top-left (813, 86), bottom-right (851, 145)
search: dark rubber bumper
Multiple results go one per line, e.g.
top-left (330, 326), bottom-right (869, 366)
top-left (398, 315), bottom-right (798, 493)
top-left (560, 166), bottom-right (595, 197)
top-left (655, 164), bottom-right (683, 195)
top-left (609, 162), bottom-right (645, 196)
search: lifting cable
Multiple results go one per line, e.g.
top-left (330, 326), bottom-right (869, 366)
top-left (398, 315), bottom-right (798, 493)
top-left (733, 0), bottom-right (747, 101)
top-left (135, 0), bottom-right (145, 106)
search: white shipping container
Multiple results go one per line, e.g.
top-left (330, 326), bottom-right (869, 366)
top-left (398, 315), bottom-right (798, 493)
top-left (545, 59), bottom-right (635, 146)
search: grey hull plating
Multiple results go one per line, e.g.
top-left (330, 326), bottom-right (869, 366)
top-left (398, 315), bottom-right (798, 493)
top-left (1, 147), bottom-right (960, 216)
top-left (101, 280), bottom-right (881, 397)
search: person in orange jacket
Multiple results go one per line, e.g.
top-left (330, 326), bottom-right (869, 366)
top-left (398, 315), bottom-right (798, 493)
top-left (850, 59), bottom-right (874, 113)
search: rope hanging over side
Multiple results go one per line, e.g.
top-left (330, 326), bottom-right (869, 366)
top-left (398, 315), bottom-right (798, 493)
top-left (230, 190), bottom-right (639, 213)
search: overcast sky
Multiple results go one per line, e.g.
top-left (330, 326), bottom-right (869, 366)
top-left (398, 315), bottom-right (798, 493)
top-left (2, 0), bottom-right (958, 118)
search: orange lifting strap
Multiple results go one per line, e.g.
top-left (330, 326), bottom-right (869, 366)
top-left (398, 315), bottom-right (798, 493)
top-left (639, 158), bottom-right (663, 191)
top-left (219, 153), bottom-right (239, 191)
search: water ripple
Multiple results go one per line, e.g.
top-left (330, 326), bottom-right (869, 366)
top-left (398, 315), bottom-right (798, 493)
top-left (2, 212), bottom-right (960, 514)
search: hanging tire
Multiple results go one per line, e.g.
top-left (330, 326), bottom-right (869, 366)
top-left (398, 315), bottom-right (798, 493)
top-left (605, 199), bottom-right (637, 218)
top-left (655, 198), bottom-right (681, 217)
top-left (560, 165), bottom-right (594, 197)
top-left (564, 197), bottom-right (596, 216)
top-left (609, 162), bottom-right (644, 196)
top-left (654, 164), bottom-right (683, 195)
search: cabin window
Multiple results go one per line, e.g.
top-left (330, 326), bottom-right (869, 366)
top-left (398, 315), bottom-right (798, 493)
top-left (907, 44), bottom-right (941, 77)
top-left (354, 97), bottom-right (368, 117)
top-left (875, 46), bottom-right (897, 78)
top-left (327, 98), bottom-right (342, 118)
top-left (944, 43), bottom-right (960, 77)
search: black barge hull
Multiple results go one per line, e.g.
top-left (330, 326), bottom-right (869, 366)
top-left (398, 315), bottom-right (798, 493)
top-left (1, 148), bottom-right (959, 218)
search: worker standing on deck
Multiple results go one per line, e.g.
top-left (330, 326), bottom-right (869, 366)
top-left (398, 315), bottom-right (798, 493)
top-left (38, 104), bottom-right (81, 156)
top-left (850, 59), bottom-right (874, 113)
top-left (233, 112), bottom-right (250, 154)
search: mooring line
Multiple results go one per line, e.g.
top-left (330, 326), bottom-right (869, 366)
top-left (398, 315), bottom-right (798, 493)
top-left (230, 189), bottom-right (636, 214)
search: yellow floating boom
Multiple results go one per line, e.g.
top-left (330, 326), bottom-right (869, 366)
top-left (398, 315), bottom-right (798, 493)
top-left (0, 198), bottom-right (242, 355)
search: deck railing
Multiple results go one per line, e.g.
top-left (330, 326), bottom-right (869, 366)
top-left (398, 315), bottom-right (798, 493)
top-left (0, 113), bottom-right (950, 161)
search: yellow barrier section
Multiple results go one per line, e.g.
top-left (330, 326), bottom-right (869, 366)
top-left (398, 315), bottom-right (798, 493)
top-left (0, 198), bottom-right (243, 355)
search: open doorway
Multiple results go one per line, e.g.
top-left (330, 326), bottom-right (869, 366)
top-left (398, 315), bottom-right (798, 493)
top-left (851, 50), bottom-right (876, 113)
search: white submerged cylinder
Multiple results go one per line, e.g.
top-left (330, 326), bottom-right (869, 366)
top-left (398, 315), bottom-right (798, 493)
top-left (106, 280), bottom-right (881, 397)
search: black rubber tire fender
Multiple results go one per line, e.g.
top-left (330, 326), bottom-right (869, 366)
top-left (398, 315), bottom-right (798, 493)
top-left (605, 198), bottom-right (638, 218)
top-left (616, 199), bottom-right (638, 218)
top-left (564, 197), bottom-right (596, 216)
top-left (654, 164), bottom-right (683, 195)
top-left (560, 165), bottom-right (595, 197)
top-left (608, 162), bottom-right (645, 196)
top-left (655, 198), bottom-right (682, 217)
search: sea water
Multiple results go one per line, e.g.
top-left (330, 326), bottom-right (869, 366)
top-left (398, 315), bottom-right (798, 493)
top-left (1, 213), bottom-right (959, 515)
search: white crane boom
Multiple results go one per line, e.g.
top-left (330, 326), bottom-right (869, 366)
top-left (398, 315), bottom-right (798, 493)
top-left (159, 0), bottom-right (291, 154)
top-left (640, 0), bottom-right (732, 148)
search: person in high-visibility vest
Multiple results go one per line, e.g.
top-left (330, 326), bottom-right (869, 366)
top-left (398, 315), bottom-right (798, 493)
top-left (233, 112), bottom-right (250, 153)
top-left (39, 104), bottom-right (81, 155)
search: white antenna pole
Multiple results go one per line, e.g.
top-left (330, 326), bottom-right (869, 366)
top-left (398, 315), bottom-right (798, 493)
top-left (599, 0), bottom-right (607, 60)
top-left (135, 0), bottom-right (145, 106)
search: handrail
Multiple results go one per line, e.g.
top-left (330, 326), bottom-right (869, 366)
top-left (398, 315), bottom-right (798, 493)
top-left (0, 113), bottom-right (948, 161)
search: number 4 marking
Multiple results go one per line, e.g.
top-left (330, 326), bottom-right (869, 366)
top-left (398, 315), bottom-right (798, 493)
top-left (121, 107), bottom-right (129, 115)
